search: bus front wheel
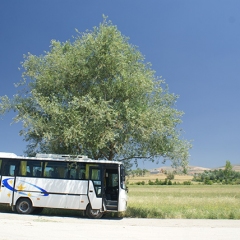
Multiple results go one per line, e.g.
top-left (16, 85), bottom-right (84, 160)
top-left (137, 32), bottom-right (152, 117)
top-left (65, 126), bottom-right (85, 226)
top-left (16, 198), bottom-right (33, 214)
top-left (86, 204), bottom-right (104, 219)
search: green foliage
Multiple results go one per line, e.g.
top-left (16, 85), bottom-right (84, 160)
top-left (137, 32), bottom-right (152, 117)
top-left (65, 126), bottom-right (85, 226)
top-left (193, 161), bottom-right (240, 184)
top-left (204, 179), bottom-right (213, 185)
top-left (183, 181), bottom-right (192, 185)
top-left (148, 179), bottom-right (155, 185)
top-left (135, 181), bottom-right (145, 185)
top-left (147, 178), bottom-right (178, 185)
top-left (128, 168), bottom-right (149, 177)
top-left (0, 17), bottom-right (191, 167)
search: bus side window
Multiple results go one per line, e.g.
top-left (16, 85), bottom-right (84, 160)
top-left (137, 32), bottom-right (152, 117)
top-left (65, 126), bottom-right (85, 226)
top-left (69, 169), bottom-right (75, 179)
top-left (2, 164), bottom-right (9, 176)
top-left (19, 161), bottom-right (27, 176)
top-left (44, 161), bottom-right (68, 179)
top-left (66, 163), bottom-right (86, 180)
top-left (18, 160), bottom-right (43, 177)
top-left (66, 162), bottom-right (77, 179)
top-left (1, 160), bottom-right (18, 176)
top-left (79, 163), bottom-right (86, 180)
top-left (79, 169), bottom-right (86, 180)
top-left (35, 169), bottom-right (42, 177)
top-left (9, 165), bottom-right (16, 176)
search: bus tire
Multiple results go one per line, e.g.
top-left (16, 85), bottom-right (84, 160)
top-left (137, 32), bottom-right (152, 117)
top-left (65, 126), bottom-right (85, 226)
top-left (16, 198), bottom-right (33, 214)
top-left (86, 204), bottom-right (104, 219)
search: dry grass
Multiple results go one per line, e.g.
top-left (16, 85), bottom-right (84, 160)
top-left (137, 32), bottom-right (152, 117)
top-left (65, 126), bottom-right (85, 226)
top-left (127, 173), bottom-right (193, 184)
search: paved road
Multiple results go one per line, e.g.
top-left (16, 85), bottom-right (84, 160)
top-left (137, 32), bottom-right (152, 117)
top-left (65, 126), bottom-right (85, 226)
top-left (0, 212), bottom-right (240, 240)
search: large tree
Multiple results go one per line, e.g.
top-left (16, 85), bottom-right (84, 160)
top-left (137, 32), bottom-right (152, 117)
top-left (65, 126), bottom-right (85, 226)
top-left (0, 18), bottom-right (191, 169)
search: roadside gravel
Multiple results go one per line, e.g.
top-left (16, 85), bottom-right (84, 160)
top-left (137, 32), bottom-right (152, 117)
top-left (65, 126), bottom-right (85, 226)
top-left (0, 212), bottom-right (240, 240)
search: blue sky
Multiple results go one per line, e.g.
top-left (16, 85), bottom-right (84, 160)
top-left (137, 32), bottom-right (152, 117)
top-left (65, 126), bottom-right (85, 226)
top-left (0, 1), bottom-right (240, 168)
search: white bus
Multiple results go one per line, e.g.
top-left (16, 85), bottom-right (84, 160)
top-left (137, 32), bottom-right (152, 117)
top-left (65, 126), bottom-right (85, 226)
top-left (0, 152), bottom-right (127, 218)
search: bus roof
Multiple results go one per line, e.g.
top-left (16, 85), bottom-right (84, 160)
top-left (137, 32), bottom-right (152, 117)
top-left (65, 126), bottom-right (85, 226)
top-left (0, 152), bottom-right (18, 158)
top-left (0, 152), bottom-right (122, 165)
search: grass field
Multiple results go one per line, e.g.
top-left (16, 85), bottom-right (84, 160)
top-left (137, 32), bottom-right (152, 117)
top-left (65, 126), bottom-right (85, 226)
top-left (124, 185), bottom-right (240, 219)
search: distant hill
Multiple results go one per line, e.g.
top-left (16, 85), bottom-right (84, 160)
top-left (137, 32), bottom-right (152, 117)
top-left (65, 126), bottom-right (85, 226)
top-left (213, 165), bottom-right (240, 172)
top-left (149, 166), bottom-right (211, 175)
top-left (187, 166), bottom-right (211, 175)
top-left (149, 165), bottom-right (240, 175)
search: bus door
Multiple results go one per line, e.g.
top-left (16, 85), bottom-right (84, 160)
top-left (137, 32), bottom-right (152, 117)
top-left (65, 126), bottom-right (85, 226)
top-left (0, 159), bottom-right (18, 205)
top-left (88, 166), bottom-right (102, 210)
top-left (103, 165), bottom-right (119, 211)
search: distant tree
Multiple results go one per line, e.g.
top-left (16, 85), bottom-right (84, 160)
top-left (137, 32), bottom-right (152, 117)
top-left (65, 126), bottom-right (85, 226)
top-left (166, 171), bottom-right (175, 180)
top-left (193, 160), bottom-right (240, 184)
top-left (0, 17), bottom-right (191, 169)
top-left (142, 169), bottom-right (149, 176)
top-left (224, 160), bottom-right (233, 178)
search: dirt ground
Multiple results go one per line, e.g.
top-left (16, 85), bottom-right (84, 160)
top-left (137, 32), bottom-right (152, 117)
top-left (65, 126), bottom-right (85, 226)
top-left (0, 212), bottom-right (240, 240)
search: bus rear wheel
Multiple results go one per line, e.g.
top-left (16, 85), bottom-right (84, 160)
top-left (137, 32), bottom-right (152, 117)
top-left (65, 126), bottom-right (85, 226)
top-left (86, 204), bottom-right (104, 219)
top-left (16, 198), bottom-right (33, 214)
